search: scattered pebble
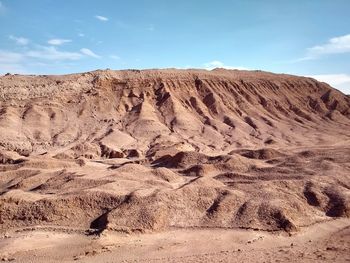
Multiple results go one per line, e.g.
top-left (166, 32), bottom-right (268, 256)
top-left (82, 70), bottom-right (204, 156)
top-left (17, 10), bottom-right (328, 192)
top-left (1, 257), bottom-right (15, 262)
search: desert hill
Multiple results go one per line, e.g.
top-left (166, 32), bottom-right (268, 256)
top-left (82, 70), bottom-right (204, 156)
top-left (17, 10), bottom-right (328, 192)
top-left (0, 68), bottom-right (350, 234)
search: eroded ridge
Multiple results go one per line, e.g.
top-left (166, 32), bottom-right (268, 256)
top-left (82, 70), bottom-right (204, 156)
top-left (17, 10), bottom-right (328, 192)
top-left (0, 69), bottom-right (350, 233)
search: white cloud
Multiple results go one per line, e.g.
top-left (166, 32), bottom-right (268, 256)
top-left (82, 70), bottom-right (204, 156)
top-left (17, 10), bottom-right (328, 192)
top-left (80, 48), bottom-right (101, 58)
top-left (110, 55), bottom-right (120, 60)
top-left (309, 74), bottom-right (350, 86)
top-left (308, 34), bottom-right (350, 56)
top-left (26, 46), bottom-right (82, 60)
top-left (0, 0), bottom-right (6, 14)
top-left (289, 56), bottom-right (315, 63)
top-left (1, 47), bottom-right (82, 62)
top-left (0, 63), bottom-right (28, 74)
top-left (292, 34), bottom-right (350, 62)
top-left (9, 35), bottom-right (29, 45)
top-left (48, 39), bottom-right (72, 45)
top-left (147, 24), bottom-right (155, 31)
top-left (203, 60), bottom-right (248, 70)
top-left (0, 45), bottom-right (92, 74)
top-left (0, 51), bottom-right (26, 74)
top-left (308, 73), bottom-right (350, 94)
top-left (0, 50), bottom-right (24, 63)
top-left (78, 33), bottom-right (85, 37)
top-left (95, 15), bottom-right (108, 21)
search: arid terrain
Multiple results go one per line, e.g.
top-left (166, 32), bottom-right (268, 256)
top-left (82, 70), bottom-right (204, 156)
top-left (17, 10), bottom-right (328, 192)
top-left (0, 68), bottom-right (349, 262)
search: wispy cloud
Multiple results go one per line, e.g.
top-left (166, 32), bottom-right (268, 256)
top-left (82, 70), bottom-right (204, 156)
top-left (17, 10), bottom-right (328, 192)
top-left (78, 33), bottom-right (85, 37)
top-left (294, 34), bottom-right (350, 62)
top-left (9, 35), bottom-right (29, 45)
top-left (0, 63), bottom-right (28, 74)
top-left (0, 50), bottom-right (24, 63)
top-left (308, 34), bottom-right (350, 56)
top-left (0, 50), bottom-right (26, 74)
top-left (0, 45), bottom-right (104, 74)
top-left (1, 46), bottom-right (101, 65)
top-left (80, 48), bottom-right (101, 58)
top-left (48, 39), bottom-right (72, 45)
top-left (27, 46), bottom-right (82, 60)
top-left (203, 60), bottom-right (248, 70)
top-left (147, 24), bottom-right (155, 31)
top-left (309, 73), bottom-right (350, 86)
top-left (95, 15), bottom-right (108, 21)
top-left (110, 55), bottom-right (120, 60)
top-left (0, 1), bottom-right (7, 15)
top-left (308, 73), bottom-right (350, 94)
top-left (287, 56), bottom-right (315, 63)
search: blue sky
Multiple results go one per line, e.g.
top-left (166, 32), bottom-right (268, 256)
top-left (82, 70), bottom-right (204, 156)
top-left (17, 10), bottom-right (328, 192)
top-left (0, 0), bottom-right (350, 94)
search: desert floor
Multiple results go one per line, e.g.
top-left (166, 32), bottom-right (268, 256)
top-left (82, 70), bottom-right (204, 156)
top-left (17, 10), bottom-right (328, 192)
top-left (0, 218), bottom-right (349, 263)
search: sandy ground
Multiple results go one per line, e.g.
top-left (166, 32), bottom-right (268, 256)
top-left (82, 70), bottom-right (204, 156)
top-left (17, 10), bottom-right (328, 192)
top-left (0, 218), bottom-right (349, 262)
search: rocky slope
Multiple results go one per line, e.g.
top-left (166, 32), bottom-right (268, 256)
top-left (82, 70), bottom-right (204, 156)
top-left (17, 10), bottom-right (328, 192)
top-left (0, 68), bottom-right (350, 233)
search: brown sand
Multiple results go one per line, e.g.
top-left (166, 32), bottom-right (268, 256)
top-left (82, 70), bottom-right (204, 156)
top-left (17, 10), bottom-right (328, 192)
top-left (0, 68), bottom-right (349, 262)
